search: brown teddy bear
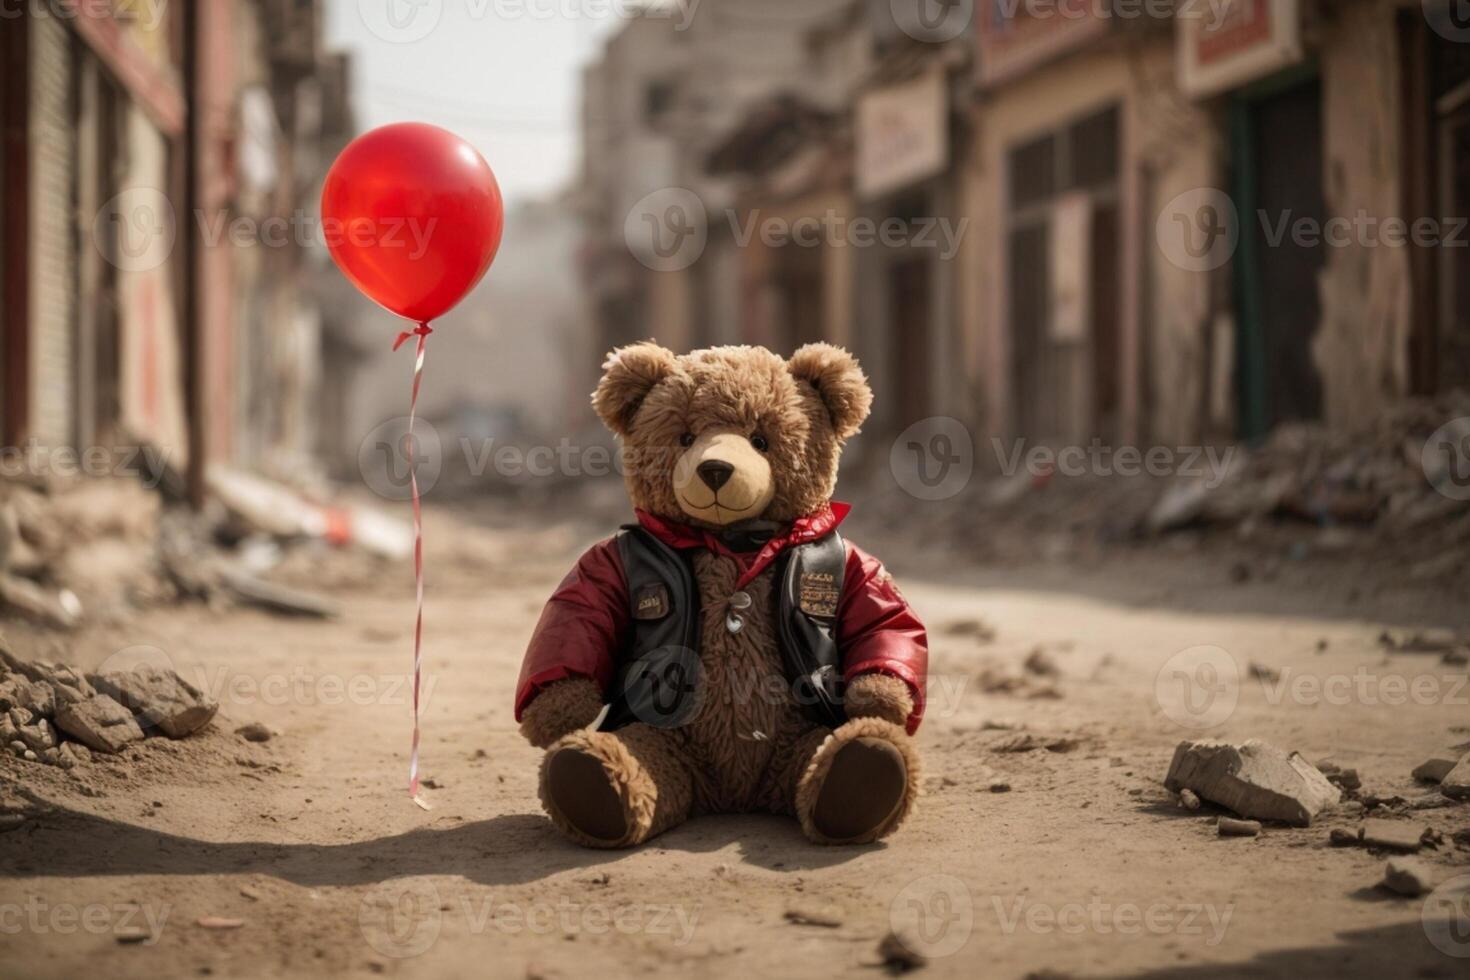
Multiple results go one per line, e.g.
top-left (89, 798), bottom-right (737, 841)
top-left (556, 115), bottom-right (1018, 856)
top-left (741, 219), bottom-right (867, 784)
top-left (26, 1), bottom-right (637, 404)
top-left (515, 342), bottom-right (927, 848)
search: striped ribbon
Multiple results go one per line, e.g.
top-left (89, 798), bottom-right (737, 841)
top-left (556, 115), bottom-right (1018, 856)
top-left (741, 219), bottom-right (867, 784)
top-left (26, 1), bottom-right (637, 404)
top-left (394, 321), bottom-right (434, 811)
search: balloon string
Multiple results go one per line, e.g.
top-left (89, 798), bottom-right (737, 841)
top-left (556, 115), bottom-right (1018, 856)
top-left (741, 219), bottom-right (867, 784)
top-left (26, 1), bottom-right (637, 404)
top-left (403, 321), bottom-right (432, 812)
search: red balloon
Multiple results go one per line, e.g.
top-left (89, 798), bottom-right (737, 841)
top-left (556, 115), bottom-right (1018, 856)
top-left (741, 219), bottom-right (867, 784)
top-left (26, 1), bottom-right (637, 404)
top-left (322, 123), bottom-right (504, 324)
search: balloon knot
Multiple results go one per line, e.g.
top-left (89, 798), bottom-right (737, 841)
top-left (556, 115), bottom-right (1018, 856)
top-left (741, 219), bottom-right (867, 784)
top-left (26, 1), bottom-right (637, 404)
top-left (392, 323), bottom-right (434, 352)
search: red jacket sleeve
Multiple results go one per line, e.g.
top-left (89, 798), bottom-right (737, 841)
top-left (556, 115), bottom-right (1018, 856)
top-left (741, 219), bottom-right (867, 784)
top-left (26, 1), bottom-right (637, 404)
top-left (838, 541), bottom-right (928, 733)
top-left (513, 538), bottom-right (628, 721)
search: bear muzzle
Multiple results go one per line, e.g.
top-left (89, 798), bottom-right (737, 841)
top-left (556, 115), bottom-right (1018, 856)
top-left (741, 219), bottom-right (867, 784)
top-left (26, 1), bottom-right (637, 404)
top-left (673, 431), bottom-right (775, 525)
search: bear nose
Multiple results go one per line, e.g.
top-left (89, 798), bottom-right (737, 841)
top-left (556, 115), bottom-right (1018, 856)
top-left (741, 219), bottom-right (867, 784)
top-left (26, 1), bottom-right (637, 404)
top-left (697, 460), bottom-right (735, 492)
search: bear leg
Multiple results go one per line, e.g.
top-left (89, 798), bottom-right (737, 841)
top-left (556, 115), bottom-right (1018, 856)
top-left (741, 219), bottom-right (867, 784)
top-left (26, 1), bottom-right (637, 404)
top-left (794, 717), bottom-right (919, 845)
top-left (539, 723), bottom-right (692, 849)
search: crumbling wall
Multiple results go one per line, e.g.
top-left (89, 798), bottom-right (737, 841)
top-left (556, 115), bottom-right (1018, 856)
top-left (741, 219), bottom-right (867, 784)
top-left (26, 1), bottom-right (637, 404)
top-left (1315, 0), bottom-right (1412, 429)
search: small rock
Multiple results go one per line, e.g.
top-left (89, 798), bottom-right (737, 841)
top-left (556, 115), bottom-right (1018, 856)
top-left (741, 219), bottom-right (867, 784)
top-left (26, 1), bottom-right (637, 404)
top-left (1023, 648), bottom-right (1060, 678)
top-left (1380, 857), bottom-right (1435, 897)
top-left (1329, 828), bottom-right (1359, 847)
top-left (236, 722), bottom-right (272, 743)
top-left (53, 695), bottom-right (145, 754)
top-left (1439, 754), bottom-right (1470, 800)
top-left (1247, 662), bottom-right (1281, 683)
top-left (988, 780), bottom-right (1012, 793)
top-left (784, 905), bottom-right (842, 929)
top-left (1164, 739), bottom-right (1340, 827)
top-left (877, 931), bottom-right (926, 974)
top-left (1359, 819), bottom-right (1429, 852)
top-left (1178, 789), bottom-right (1201, 811)
top-left (91, 666), bottom-right (218, 738)
top-left (1218, 817), bottom-right (1262, 837)
top-left (8, 740), bottom-right (25, 757)
top-left (0, 813), bottom-right (26, 832)
top-left (196, 917), bottom-right (246, 930)
top-left (115, 927), bottom-right (152, 944)
top-left (1412, 754), bottom-right (1460, 784)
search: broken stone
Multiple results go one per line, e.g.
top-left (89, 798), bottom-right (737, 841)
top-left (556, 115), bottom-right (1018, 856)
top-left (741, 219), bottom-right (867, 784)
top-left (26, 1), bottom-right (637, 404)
top-left (1359, 819), bottom-right (1429, 852)
top-left (784, 905), bottom-right (842, 928)
top-left (1412, 754), bottom-right (1461, 784)
top-left (989, 731), bottom-right (1078, 754)
top-left (1329, 828), bottom-right (1359, 847)
top-left (1178, 788), bottom-right (1201, 811)
top-left (0, 813), bottom-right (25, 832)
top-left (91, 666), bottom-right (218, 738)
top-left (236, 722), bottom-right (272, 743)
top-left (15, 718), bottom-right (56, 753)
top-left (1439, 755), bottom-right (1470, 800)
top-left (53, 695), bottom-right (145, 754)
top-left (7, 740), bottom-right (24, 757)
top-left (1218, 817), bottom-right (1262, 837)
top-left (876, 931), bottom-right (926, 974)
top-left (1380, 857), bottom-right (1435, 897)
top-left (0, 576), bottom-right (80, 630)
top-left (1164, 739), bottom-right (1341, 827)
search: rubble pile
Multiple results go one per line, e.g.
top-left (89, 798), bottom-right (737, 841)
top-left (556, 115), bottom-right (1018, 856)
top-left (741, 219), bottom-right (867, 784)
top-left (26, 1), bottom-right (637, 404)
top-left (0, 640), bottom-right (217, 768)
top-left (858, 390), bottom-right (1470, 578)
top-left (0, 477), bottom-right (167, 628)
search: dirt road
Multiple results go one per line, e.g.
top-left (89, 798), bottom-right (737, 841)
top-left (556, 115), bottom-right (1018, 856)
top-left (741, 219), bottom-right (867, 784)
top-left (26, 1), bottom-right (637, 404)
top-left (3, 502), bottom-right (1469, 979)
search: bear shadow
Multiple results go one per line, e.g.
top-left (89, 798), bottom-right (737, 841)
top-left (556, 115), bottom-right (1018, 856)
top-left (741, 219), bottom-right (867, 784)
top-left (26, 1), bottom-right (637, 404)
top-left (0, 800), bottom-right (870, 890)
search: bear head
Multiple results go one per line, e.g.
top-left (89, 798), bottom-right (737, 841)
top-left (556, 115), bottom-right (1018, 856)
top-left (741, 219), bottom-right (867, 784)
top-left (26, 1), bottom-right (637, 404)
top-left (592, 343), bottom-right (873, 528)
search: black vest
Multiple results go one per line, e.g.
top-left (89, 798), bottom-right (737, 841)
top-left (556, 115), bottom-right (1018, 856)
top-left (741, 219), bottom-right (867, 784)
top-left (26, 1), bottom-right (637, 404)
top-left (599, 526), bottom-right (848, 732)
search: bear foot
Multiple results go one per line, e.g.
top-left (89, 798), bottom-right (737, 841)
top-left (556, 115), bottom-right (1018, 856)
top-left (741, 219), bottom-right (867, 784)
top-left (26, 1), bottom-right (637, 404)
top-left (539, 725), bottom-right (692, 849)
top-left (796, 718), bottom-right (919, 845)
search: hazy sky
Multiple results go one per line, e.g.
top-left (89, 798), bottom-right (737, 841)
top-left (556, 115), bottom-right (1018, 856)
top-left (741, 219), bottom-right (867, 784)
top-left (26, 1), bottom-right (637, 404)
top-left (324, 1), bottom-right (626, 205)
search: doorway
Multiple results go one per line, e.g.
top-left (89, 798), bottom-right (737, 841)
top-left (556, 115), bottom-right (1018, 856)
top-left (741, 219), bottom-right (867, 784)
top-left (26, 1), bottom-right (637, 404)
top-left (1231, 70), bottom-right (1326, 439)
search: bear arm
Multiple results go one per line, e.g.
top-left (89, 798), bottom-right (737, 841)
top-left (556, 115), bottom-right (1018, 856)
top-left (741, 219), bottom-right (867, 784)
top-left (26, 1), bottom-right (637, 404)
top-left (519, 676), bottom-right (605, 748)
top-left (842, 672), bottom-right (914, 727)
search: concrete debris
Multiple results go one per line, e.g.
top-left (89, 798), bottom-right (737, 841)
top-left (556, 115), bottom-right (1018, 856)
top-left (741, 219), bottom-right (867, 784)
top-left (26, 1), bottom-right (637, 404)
top-left (53, 695), bottom-right (145, 754)
top-left (1412, 754), bottom-right (1462, 784)
top-left (0, 576), bottom-right (80, 630)
top-left (784, 905), bottom-right (842, 928)
top-left (1380, 857), bottom-right (1435, 897)
top-left (989, 732), bottom-right (1079, 754)
top-left (1164, 739), bottom-right (1341, 827)
top-left (1358, 819), bottom-right (1431, 852)
top-left (1217, 817), bottom-right (1262, 837)
top-left (1440, 755), bottom-right (1470, 800)
top-left (1178, 789), bottom-right (1201, 811)
top-left (218, 567), bottom-right (341, 619)
top-left (236, 722), bottom-right (272, 743)
top-left (91, 667), bottom-right (218, 738)
top-left (876, 931), bottom-right (926, 975)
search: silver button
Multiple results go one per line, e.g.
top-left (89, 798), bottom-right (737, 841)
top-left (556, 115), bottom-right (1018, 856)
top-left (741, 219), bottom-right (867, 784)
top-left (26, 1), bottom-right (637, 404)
top-left (729, 591), bottom-right (752, 610)
top-left (725, 611), bottom-right (745, 635)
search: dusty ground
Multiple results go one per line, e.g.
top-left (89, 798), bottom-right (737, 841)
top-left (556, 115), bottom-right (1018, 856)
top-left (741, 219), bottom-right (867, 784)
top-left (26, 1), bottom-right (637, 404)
top-left (2, 498), bottom-right (1469, 979)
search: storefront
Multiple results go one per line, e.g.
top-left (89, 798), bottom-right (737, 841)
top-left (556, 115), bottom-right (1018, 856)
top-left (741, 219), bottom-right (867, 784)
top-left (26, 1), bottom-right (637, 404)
top-left (853, 60), bottom-right (963, 433)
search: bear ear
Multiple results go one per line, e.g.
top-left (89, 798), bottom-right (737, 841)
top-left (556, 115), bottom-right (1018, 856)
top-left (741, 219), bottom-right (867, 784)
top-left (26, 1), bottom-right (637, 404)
top-left (592, 341), bottom-right (678, 437)
top-left (789, 343), bottom-right (873, 440)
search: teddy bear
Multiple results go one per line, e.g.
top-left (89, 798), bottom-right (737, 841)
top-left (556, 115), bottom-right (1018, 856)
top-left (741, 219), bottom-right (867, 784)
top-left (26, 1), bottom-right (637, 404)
top-left (514, 342), bottom-right (927, 848)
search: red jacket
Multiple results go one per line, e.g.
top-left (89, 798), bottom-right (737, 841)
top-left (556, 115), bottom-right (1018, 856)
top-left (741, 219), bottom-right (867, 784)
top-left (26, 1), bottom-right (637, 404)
top-left (514, 503), bottom-right (928, 733)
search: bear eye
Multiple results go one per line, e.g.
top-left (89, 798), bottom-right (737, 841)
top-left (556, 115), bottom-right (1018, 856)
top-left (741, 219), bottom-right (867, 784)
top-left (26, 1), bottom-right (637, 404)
top-left (679, 432), bottom-right (695, 448)
top-left (750, 434), bottom-right (770, 453)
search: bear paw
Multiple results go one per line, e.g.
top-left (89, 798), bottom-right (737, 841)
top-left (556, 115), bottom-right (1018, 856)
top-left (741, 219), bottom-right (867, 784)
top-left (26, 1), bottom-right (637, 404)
top-left (796, 717), bottom-right (919, 845)
top-left (519, 677), bottom-right (605, 749)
